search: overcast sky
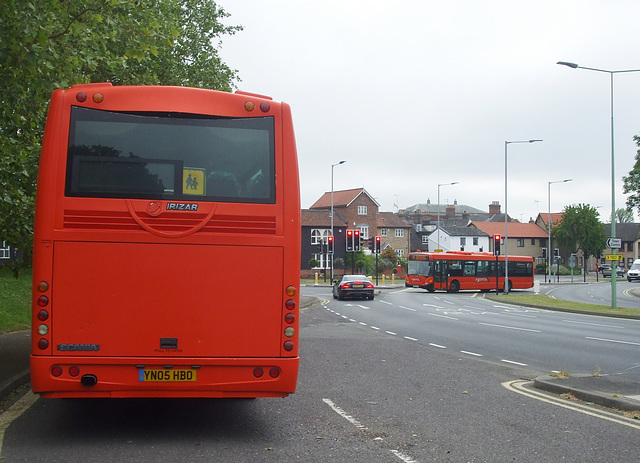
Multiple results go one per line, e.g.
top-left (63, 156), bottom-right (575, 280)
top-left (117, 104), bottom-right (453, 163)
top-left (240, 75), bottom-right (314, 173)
top-left (219, 0), bottom-right (640, 224)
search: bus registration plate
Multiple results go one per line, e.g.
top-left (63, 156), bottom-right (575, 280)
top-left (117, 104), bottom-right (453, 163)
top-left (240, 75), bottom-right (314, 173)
top-left (139, 369), bottom-right (197, 382)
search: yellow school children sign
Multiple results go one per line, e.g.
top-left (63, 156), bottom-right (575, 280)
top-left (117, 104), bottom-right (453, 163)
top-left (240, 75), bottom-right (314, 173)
top-left (183, 168), bottom-right (205, 195)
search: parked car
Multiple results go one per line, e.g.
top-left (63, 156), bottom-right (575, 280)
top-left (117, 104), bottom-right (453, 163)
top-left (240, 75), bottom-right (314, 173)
top-left (333, 275), bottom-right (375, 300)
top-left (598, 264), bottom-right (611, 274)
top-left (602, 265), bottom-right (625, 278)
top-left (627, 260), bottom-right (640, 282)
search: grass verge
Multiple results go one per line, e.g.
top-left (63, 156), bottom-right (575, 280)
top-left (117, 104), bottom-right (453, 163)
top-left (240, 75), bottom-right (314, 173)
top-left (485, 293), bottom-right (640, 319)
top-left (0, 267), bottom-right (32, 334)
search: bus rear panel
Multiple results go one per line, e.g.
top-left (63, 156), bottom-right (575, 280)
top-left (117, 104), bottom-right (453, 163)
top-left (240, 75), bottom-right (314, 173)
top-left (31, 84), bottom-right (300, 398)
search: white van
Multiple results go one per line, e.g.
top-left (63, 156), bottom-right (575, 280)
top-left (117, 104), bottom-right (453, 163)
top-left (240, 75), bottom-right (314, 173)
top-left (627, 259), bottom-right (640, 282)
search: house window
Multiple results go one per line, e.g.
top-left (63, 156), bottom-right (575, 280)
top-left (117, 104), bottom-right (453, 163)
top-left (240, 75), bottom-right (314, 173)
top-left (312, 253), bottom-right (330, 269)
top-left (358, 206), bottom-right (367, 215)
top-left (517, 238), bottom-right (525, 247)
top-left (396, 249), bottom-right (405, 256)
top-left (358, 225), bottom-right (369, 239)
top-left (473, 237), bottom-right (478, 246)
top-left (422, 235), bottom-right (429, 243)
top-left (311, 229), bottom-right (331, 245)
top-left (380, 228), bottom-right (388, 237)
top-left (460, 237), bottom-right (466, 246)
top-left (415, 223), bottom-right (422, 232)
top-left (531, 239), bottom-right (536, 245)
top-left (395, 229), bottom-right (404, 238)
top-left (0, 241), bottom-right (10, 259)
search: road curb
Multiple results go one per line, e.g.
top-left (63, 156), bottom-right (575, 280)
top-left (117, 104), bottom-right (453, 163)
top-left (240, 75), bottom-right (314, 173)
top-left (0, 369), bottom-right (30, 400)
top-left (533, 375), bottom-right (640, 412)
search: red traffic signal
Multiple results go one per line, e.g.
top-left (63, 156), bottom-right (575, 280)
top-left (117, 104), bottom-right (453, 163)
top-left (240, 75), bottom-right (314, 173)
top-left (327, 236), bottom-right (334, 253)
top-left (375, 236), bottom-right (381, 254)
top-left (493, 234), bottom-right (501, 256)
top-left (346, 230), bottom-right (354, 251)
top-left (354, 230), bottom-right (360, 251)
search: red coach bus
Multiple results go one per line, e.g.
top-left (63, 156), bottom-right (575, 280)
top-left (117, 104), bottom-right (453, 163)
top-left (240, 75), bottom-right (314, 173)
top-left (31, 83), bottom-right (300, 398)
top-left (406, 251), bottom-right (534, 293)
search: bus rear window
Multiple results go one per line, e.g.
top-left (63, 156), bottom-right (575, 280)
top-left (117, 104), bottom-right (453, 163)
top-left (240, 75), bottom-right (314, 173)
top-left (65, 106), bottom-right (275, 203)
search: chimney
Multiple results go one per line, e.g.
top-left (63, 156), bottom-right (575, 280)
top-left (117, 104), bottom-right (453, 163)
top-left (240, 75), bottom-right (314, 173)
top-left (446, 205), bottom-right (456, 218)
top-left (489, 201), bottom-right (501, 216)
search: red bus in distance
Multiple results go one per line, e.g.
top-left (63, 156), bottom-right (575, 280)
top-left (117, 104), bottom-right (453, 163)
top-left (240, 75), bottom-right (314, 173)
top-left (406, 251), bottom-right (534, 293)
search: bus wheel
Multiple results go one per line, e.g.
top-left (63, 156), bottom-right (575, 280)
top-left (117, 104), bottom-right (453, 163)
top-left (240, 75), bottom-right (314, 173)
top-left (426, 285), bottom-right (435, 293)
top-left (448, 280), bottom-right (460, 293)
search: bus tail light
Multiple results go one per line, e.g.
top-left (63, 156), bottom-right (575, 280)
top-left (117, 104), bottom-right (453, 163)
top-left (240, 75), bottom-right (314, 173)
top-left (269, 367), bottom-right (280, 378)
top-left (69, 366), bottom-right (80, 377)
top-left (253, 367), bottom-right (264, 378)
top-left (51, 366), bottom-right (63, 377)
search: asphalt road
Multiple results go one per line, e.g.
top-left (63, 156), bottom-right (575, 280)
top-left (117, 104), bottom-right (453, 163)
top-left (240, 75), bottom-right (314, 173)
top-left (2, 294), bottom-right (639, 462)
top-left (542, 279), bottom-right (640, 309)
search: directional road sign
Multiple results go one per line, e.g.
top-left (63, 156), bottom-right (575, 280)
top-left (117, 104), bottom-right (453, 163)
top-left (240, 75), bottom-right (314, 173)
top-left (606, 238), bottom-right (622, 249)
top-left (605, 254), bottom-right (623, 261)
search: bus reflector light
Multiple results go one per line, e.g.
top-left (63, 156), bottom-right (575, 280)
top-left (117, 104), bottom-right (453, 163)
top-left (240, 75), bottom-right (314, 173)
top-left (283, 341), bottom-right (294, 351)
top-left (38, 295), bottom-right (49, 307)
top-left (260, 102), bottom-right (270, 112)
top-left (37, 324), bottom-right (49, 335)
top-left (51, 366), bottom-right (62, 377)
top-left (244, 101), bottom-right (255, 111)
top-left (286, 286), bottom-right (296, 296)
top-left (285, 313), bottom-right (295, 324)
top-left (269, 367), bottom-right (280, 378)
top-left (285, 299), bottom-right (295, 310)
top-left (92, 92), bottom-right (104, 103)
top-left (38, 310), bottom-right (49, 321)
top-left (69, 366), bottom-right (80, 377)
top-left (76, 92), bottom-right (87, 102)
top-left (38, 281), bottom-right (49, 292)
top-left (284, 327), bottom-right (294, 337)
top-left (38, 339), bottom-right (49, 350)
top-left (253, 367), bottom-right (264, 378)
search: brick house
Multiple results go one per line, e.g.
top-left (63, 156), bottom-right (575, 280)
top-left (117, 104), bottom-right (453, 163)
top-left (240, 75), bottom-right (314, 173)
top-left (310, 188), bottom-right (380, 245)
top-left (376, 212), bottom-right (412, 258)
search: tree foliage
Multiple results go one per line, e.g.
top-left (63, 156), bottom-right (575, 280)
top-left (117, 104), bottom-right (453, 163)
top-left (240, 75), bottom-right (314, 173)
top-left (610, 208), bottom-right (634, 224)
top-left (552, 204), bottom-right (606, 262)
top-left (0, 0), bottom-right (241, 266)
top-left (623, 134), bottom-right (640, 217)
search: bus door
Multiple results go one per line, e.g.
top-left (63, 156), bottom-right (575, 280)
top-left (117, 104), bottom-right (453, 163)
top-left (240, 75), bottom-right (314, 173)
top-left (433, 259), bottom-right (448, 290)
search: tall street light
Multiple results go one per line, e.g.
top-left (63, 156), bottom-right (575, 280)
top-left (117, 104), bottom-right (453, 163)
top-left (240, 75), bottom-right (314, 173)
top-left (330, 160), bottom-right (346, 280)
top-left (558, 61), bottom-right (640, 310)
top-left (504, 139), bottom-right (542, 294)
top-left (436, 182), bottom-right (458, 251)
top-left (547, 179), bottom-right (572, 283)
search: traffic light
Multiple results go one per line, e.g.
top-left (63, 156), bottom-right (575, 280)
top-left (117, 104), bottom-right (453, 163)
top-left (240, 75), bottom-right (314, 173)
top-left (542, 248), bottom-right (547, 259)
top-left (354, 230), bottom-right (361, 251)
top-left (493, 234), bottom-right (501, 256)
top-left (346, 230), bottom-right (354, 251)
top-left (375, 236), bottom-right (381, 254)
top-left (327, 235), bottom-right (334, 254)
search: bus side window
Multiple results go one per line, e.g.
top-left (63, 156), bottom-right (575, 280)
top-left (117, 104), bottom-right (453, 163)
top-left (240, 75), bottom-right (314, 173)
top-left (463, 261), bottom-right (476, 277)
top-left (477, 261), bottom-right (489, 277)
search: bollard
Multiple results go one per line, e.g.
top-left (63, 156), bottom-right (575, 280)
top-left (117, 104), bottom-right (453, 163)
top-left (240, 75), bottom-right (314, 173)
top-left (315, 272), bottom-right (318, 285)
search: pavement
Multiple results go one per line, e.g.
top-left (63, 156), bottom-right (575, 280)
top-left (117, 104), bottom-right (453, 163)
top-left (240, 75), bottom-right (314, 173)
top-left (2, 296), bottom-right (640, 414)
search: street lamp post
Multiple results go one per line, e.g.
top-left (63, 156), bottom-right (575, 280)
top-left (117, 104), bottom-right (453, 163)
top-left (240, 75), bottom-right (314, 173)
top-left (558, 61), bottom-right (640, 310)
top-left (547, 179), bottom-right (572, 283)
top-left (504, 140), bottom-right (542, 294)
top-left (330, 160), bottom-right (346, 281)
top-left (436, 182), bottom-right (458, 252)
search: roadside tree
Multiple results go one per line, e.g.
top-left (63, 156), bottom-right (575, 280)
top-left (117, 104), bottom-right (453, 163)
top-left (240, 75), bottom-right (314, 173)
top-left (552, 204), bottom-right (606, 278)
top-left (623, 134), bottom-right (640, 219)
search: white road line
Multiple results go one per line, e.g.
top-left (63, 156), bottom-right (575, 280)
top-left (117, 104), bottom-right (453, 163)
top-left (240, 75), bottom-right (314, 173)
top-left (427, 312), bottom-right (458, 320)
top-left (503, 380), bottom-right (640, 430)
top-left (359, 322), bottom-right (367, 326)
top-left (563, 320), bottom-right (624, 329)
top-left (429, 343), bottom-right (447, 349)
top-left (423, 303), bottom-right (444, 308)
top-left (385, 331), bottom-right (397, 336)
top-left (398, 305), bottom-right (417, 312)
top-left (479, 322), bottom-right (541, 333)
top-left (349, 319), bottom-right (356, 322)
top-left (460, 351), bottom-right (483, 357)
top-left (390, 449), bottom-right (419, 463)
top-left (371, 326), bottom-right (380, 331)
top-left (501, 359), bottom-right (528, 366)
top-left (585, 336), bottom-right (640, 346)
top-left (380, 300), bottom-right (393, 305)
top-left (404, 336), bottom-right (419, 341)
top-left (322, 398), bottom-right (368, 430)
top-left (357, 304), bottom-right (370, 309)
